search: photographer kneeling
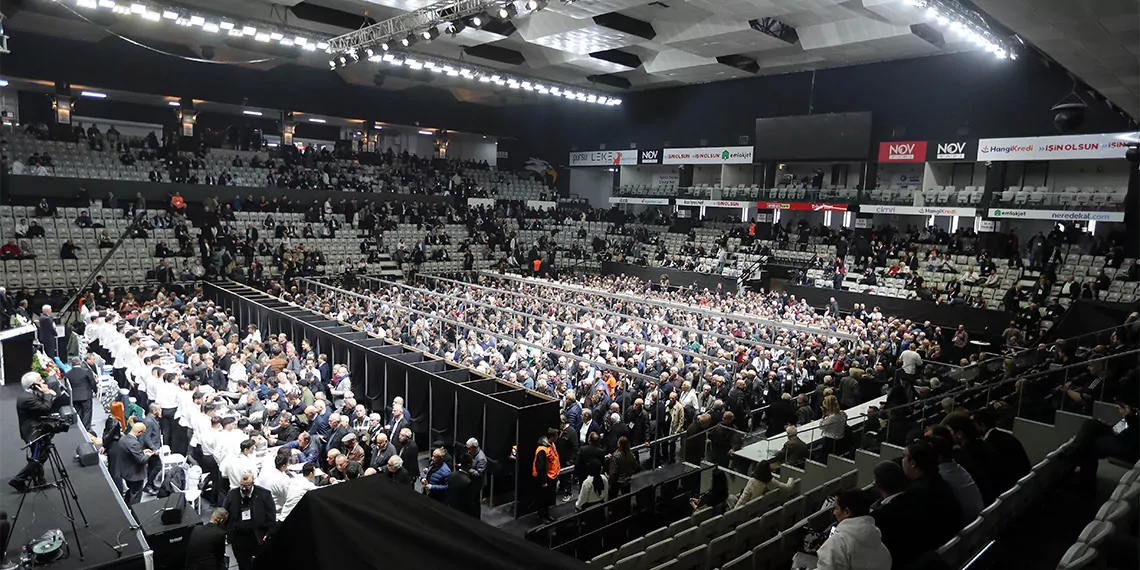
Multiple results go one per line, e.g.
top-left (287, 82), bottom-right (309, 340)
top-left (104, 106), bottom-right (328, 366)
top-left (9, 372), bottom-right (59, 493)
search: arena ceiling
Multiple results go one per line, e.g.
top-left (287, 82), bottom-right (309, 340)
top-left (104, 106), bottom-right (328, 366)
top-left (6, 0), bottom-right (1128, 113)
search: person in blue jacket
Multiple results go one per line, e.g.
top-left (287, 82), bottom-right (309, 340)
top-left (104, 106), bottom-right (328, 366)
top-left (421, 447), bottom-right (451, 502)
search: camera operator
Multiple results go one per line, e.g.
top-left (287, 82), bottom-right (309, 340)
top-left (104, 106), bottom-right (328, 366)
top-left (8, 372), bottom-right (57, 493)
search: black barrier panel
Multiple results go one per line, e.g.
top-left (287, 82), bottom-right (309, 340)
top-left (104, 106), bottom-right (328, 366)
top-left (363, 352), bottom-right (387, 411)
top-left (483, 398), bottom-right (518, 484)
top-left (515, 398), bottom-right (562, 518)
top-left (405, 367), bottom-right (434, 450)
top-left (493, 390), bottom-right (533, 407)
top-left (356, 339), bottom-right (391, 349)
top-left (601, 261), bottom-right (738, 293)
top-left (384, 358), bottom-right (408, 420)
top-left (393, 352), bottom-right (426, 364)
top-left (439, 369), bottom-right (472, 383)
top-left (431, 376), bottom-right (457, 450)
top-left (494, 383), bottom-right (525, 395)
top-left (416, 359), bottom-right (449, 373)
top-left (342, 332), bottom-right (369, 341)
top-left (454, 387), bottom-right (485, 461)
top-left (347, 346), bottom-right (369, 386)
top-left (785, 285), bottom-right (1011, 337)
top-left (376, 345), bottom-right (406, 355)
top-left (459, 379), bottom-right (498, 394)
top-left (325, 326), bottom-right (355, 335)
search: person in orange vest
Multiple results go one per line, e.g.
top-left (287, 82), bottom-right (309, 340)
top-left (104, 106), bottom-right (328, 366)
top-left (532, 258), bottom-right (542, 276)
top-left (532, 427), bottom-right (560, 523)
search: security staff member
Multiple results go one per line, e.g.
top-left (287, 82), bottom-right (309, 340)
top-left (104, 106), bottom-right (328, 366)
top-left (532, 428), bottom-right (560, 523)
top-left (185, 508), bottom-right (229, 570)
top-left (9, 372), bottom-right (56, 493)
top-left (221, 471), bottom-right (275, 570)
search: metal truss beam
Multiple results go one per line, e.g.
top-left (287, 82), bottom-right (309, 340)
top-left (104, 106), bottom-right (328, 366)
top-left (327, 0), bottom-right (501, 54)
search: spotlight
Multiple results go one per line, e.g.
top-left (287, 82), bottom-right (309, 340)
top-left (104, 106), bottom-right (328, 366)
top-left (365, 48), bottom-right (374, 58)
top-left (338, 56), bottom-right (347, 65)
top-left (444, 20), bottom-right (466, 35)
top-left (421, 27), bottom-right (441, 41)
top-left (498, 3), bottom-right (518, 19)
top-left (525, 0), bottom-right (548, 10)
top-left (380, 42), bottom-right (390, 51)
top-left (401, 33), bottom-right (418, 47)
top-left (329, 60), bottom-right (337, 69)
top-left (468, 12), bottom-right (489, 28)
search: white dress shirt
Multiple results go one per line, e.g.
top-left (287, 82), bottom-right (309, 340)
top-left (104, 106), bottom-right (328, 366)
top-left (221, 452), bottom-right (260, 488)
top-left (280, 477), bottom-right (317, 521)
top-left (256, 466), bottom-right (293, 519)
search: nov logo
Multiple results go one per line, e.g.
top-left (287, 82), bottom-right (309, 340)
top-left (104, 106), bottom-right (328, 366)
top-left (937, 142), bottom-right (966, 158)
top-left (641, 150), bottom-right (659, 161)
top-left (890, 143), bottom-right (915, 156)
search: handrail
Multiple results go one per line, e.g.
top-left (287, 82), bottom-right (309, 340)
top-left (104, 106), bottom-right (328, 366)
top-left (58, 210), bottom-right (147, 323)
top-left (294, 277), bottom-right (664, 386)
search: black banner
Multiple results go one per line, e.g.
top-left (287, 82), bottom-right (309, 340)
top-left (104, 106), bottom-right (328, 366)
top-left (637, 148), bottom-right (663, 165)
top-left (927, 139), bottom-right (977, 162)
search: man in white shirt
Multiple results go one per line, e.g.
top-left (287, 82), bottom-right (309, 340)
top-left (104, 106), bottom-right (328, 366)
top-left (229, 353), bottom-right (248, 384)
top-left (256, 452), bottom-right (293, 520)
top-left (154, 373), bottom-right (182, 444)
top-left (678, 381), bottom-right (699, 411)
top-left (221, 438), bottom-right (260, 491)
top-left (242, 325), bottom-right (261, 347)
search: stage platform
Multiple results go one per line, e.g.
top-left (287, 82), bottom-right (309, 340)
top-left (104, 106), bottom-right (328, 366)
top-left (0, 382), bottom-right (149, 570)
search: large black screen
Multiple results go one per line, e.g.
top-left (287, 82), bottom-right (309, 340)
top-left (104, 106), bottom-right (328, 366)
top-left (753, 112), bottom-right (873, 161)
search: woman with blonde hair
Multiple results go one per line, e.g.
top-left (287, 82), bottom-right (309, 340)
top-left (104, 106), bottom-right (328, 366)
top-left (819, 395), bottom-right (847, 458)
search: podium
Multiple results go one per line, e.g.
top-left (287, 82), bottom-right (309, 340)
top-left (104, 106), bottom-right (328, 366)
top-left (0, 324), bottom-right (35, 385)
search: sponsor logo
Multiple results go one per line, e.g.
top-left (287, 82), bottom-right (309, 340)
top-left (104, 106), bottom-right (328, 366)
top-left (888, 143), bottom-right (917, 161)
top-left (981, 144), bottom-right (1034, 154)
top-left (872, 206), bottom-right (897, 214)
top-left (936, 142), bottom-right (966, 160)
top-left (1049, 211), bottom-right (1113, 221)
top-left (811, 203), bottom-right (846, 212)
top-left (639, 149), bottom-right (660, 164)
top-left (992, 209), bottom-right (1027, 218)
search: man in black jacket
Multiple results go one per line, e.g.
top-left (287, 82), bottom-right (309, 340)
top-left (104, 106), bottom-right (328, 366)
top-left (447, 454), bottom-right (481, 519)
top-left (971, 408), bottom-right (1031, 481)
top-left (385, 455), bottom-right (415, 487)
top-left (221, 472), bottom-right (276, 570)
top-left (10, 373), bottom-right (57, 493)
top-left (624, 398), bottom-right (650, 446)
top-left (870, 461), bottom-right (927, 568)
top-left (185, 508), bottom-right (228, 570)
top-left (901, 440), bottom-right (965, 542)
top-left (66, 354), bottom-right (99, 430)
top-left (555, 418), bottom-right (578, 502)
top-left (682, 414), bottom-right (711, 465)
top-left (707, 411), bottom-right (742, 468)
top-left (38, 305), bottom-right (57, 358)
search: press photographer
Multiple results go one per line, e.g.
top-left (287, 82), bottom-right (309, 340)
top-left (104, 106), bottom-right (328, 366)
top-left (9, 372), bottom-right (69, 493)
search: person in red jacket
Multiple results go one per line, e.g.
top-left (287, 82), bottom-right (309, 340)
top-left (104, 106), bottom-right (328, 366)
top-left (0, 239), bottom-right (21, 259)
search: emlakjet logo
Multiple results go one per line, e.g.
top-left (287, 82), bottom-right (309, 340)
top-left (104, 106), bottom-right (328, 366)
top-left (878, 141), bottom-right (927, 162)
top-left (992, 209), bottom-right (1027, 218)
top-left (936, 142), bottom-right (967, 160)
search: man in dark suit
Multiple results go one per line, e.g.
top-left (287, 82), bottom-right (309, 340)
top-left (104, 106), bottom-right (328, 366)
top-left (870, 460), bottom-right (926, 568)
top-left (10, 373), bottom-right (57, 493)
top-left (604, 412), bottom-right (630, 455)
top-left (385, 455), bottom-right (415, 487)
top-left (682, 414), bottom-right (711, 465)
top-left (113, 422), bottom-right (153, 505)
top-left (447, 454), bottom-right (481, 519)
top-left (66, 355), bottom-right (99, 431)
top-left (396, 427), bottom-right (419, 472)
top-left (971, 408), bottom-right (1032, 482)
top-left (385, 405), bottom-right (410, 438)
top-left (38, 305), bottom-right (57, 358)
top-left (141, 404), bottom-right (164, 492)
top-left (185, 508), bottom-right (228, 570)
top-left (575, 431), bottom-right (605, 485)
top-left (221, 472), bottom-right (275, 570)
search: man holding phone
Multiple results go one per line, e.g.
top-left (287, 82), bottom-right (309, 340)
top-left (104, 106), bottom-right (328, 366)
top-left (1072, 401), bottom-right (1138, 495)
top-left (9, 372), bottom-right (57, 493)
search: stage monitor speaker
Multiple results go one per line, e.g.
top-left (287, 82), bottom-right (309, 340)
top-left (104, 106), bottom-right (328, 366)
top-left (131, 498), bottom-right (199, 570)
top-left (75, 441), bottom-right (99, 467)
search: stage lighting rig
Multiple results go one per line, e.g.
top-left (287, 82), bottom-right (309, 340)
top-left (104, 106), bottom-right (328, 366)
top-left (525, 0), bottom-right (548, 11)
top-left (498, 3), bottom-right (518, 19)
top-left (444, 20), bottom-right (466, 35)
top-left (420, 26), bottom-right (441, 41)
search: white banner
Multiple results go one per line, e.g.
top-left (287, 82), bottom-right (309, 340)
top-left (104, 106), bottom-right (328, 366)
top-left (854, 218), bottom-right (870, 229)
top-left (987, 208), bottom-right (1125, 222)
top-left (977, 132), bottom-right (1137, 162)
top-left (677, 199), bottom-right (749, 208)
top-left (526, 200), bottom-right (557, 210)
top-left (467, 198), bottom-right (495, 208)
top-left (609, 197), bottom-right (670, 205)
top-left (663, 146), bottom-right (754, 165)
top-left (569, 149), bottom-right (637, 167)
top-left (861, 205), bottom-right (977, 216)
top-left (976, 219), bottom-right (996, 232)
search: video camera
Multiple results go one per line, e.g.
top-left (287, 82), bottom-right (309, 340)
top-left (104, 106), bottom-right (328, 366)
top-left (37, 413), bottom-right (75, 437)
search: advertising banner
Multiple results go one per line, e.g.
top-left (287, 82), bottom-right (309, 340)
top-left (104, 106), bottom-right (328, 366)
top-left (861, 205), bottom-right (977, 216)
top-left (467, 198), bottom-right (495, 208)
top-left (758, 202), bottom-right (848, 212)
top-left (663, 146), bottom-right (754, 165)
top-left (637, 148), bottom-right (664, 165)
top-left (987, 208), bottom-right (1125, 222)
top-left (854, 218), bottom-right (871, 229)
top-left (677, 199), bottom-right (749, 208)
top-left (609, 197), bottom-right (670, 205)
top-left (877, 141), bottom-right (928, 163)
top-left (927, 140), bottom-right (975, 161)
top-left (569, 149), bottom-right (637, 167)
top-left (754, 212), bottom-right (773, 223)
top-left (976, 219), bottom-right (997, 232)
top-left (977, 132), bottom-right (1137, 161)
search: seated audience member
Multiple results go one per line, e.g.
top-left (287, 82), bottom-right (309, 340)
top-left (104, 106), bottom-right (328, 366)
top-left (689, 469), bottom-right (729, 514)
top-left (870, 461), bottom-right (926, 568)
top-left (941, 411), bottom-right (1015, 499)
top-left (925, 434), bottom-right (984, 521)
top-left (816, 490), bottom-right (892, 570)
top-left (0, 239), bottom-right (21, 259)
top-left (60, 239), bottom-right (81, 259)
top-left (970, 408), bottom-right (1031, 481)
top-left (901, 440), bottom-right (965, 542)
top-left (735, 460), bottom-right (792, 508)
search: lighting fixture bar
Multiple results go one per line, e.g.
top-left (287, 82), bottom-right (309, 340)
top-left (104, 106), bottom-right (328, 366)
top-left (243, 110), bottom-right (263, 116)
top-left (326, 0), bottom-right (499, 54)
top-left (80, 91), bottom-right (108, 98)
top-left (907, 0), bottom-right (1015, 59)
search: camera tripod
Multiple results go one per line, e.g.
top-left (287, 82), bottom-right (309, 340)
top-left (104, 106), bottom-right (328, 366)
top-left (3, 433), bottom-right (89, 561)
